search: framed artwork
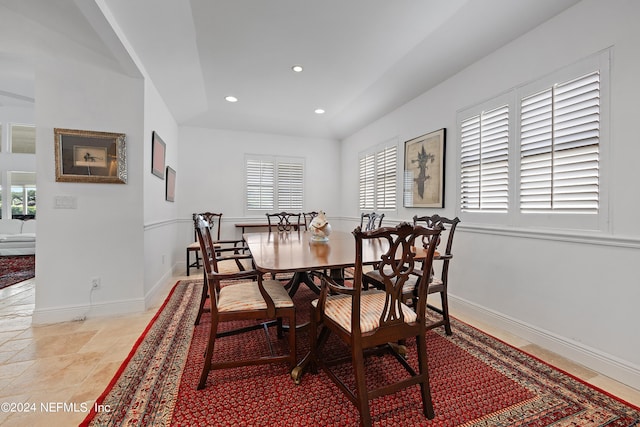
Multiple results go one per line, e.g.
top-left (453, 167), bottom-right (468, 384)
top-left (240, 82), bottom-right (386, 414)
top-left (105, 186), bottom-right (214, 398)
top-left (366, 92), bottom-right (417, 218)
top-left (54, 128), bottom-right (127, 184)
top-left (151, 131), bottom-right (166, 179)
top-left (165, 166), bottom-right (176, 202)
top-left (403, 128), bottom-right (445, 208)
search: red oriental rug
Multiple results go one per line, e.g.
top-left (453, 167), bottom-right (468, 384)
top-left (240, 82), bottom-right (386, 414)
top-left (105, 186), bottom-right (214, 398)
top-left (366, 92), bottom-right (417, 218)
top-left (81, 279), bottom-right (640, 426)
top-left (0, 255), bottom-right (35, 290)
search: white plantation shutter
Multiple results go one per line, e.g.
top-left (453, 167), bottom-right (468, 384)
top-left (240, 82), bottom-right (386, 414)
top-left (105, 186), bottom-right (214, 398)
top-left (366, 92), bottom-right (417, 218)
top-left (246, 159), bottom-right (274, 210)
top-left (376, 146), bottom-right (397, 209)
top-left (460, 105), bottom-right (509, 212)
top-left (277, 161), bottom-right (303, 210)
top-left (246, 156), bottom-right (304, 211)
top-left (520, 72), bottom-right (599, 213)
top-left (359, 144), bottom-right (397, 211)
top-left (359, 154), bottom-right (375, 210)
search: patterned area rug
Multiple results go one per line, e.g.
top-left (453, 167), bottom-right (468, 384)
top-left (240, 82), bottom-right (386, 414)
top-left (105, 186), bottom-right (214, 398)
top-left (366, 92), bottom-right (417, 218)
top-left (81, 279), bottom-right (640, 426)
top-left (0, 255), bottom-right (35, 290)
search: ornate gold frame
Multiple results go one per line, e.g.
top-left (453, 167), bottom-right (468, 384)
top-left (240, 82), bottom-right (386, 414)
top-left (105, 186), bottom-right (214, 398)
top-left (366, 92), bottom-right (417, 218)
top-left (54, 128), bottom-right (127, 184)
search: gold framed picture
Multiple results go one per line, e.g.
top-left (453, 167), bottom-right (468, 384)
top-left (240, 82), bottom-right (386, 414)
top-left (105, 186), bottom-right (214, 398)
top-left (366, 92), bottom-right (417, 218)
top-left (54, 128), bottom-right (127, 183)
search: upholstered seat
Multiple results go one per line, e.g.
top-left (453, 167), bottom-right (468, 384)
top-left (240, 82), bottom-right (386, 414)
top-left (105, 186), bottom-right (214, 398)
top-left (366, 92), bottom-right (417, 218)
top-left (219, 279), bottom-right (294, 312)
top-left (313, 290), bottom-right (416, 333)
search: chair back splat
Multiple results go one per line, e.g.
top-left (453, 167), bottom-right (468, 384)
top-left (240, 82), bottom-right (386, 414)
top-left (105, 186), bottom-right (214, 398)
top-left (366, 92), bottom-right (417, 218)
top-left (266, 212), bottom-right (302, 232)
top-left (360, 212), bottom-right (385, 231)
top-left (310, 222), bottom-right (443, 426)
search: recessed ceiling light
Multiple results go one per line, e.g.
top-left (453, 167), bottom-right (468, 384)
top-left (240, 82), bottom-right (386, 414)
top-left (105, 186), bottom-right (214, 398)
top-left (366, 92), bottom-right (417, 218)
top-left (314, 108), bottom-right (325, 114)
top-left (291, 65), bottom-right (303, 73)
top-left (225, 95), bottom-right (238, 103)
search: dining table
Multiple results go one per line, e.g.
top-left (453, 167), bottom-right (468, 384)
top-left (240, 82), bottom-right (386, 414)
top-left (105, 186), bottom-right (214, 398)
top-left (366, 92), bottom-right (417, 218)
top-left (243, 229), bottom-right (392, 294)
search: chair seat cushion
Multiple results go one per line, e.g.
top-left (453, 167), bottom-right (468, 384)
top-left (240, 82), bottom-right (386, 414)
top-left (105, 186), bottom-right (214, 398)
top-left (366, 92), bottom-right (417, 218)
top-left (314, 290), bottom-right (417, 333)
top-left (218, 279), bottom-right (294, 312)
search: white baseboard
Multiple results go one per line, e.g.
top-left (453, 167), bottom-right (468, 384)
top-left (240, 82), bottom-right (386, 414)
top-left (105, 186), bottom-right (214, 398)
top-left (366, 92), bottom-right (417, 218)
top-left (449, 295), bottom-right (640, 391)
top-left (32, 297), bottom-right (145, 325)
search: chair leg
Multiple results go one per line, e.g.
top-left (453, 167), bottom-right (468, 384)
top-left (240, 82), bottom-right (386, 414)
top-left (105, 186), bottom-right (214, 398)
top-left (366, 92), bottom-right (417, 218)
top-left (197, 315), bottom-right (219, 390)
top-left (353, 348), bottom-right (372, 427)
top-left (416, 332), bottom-right (435, 419)
top-left (440, 290), bottom-right (452, 336)
top-left (287, 310), bottom-right (296, 369)
top-left (186, 249), bottom-right (191, 276)
top-left (194, 278), bottom-right (208, 326)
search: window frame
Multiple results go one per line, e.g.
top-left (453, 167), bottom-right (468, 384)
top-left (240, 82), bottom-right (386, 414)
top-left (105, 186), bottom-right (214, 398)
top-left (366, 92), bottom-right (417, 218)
top-left (358, 139), bottom-right (398, 213)
top-left (456, 50), bottom-right (610, 232)
top-left (244, 154), bottom-right (305, 214)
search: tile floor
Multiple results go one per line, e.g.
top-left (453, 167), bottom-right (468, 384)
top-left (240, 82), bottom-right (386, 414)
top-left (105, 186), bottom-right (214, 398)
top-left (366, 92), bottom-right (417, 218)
top-left (0, 274), bottom-right (639, 426)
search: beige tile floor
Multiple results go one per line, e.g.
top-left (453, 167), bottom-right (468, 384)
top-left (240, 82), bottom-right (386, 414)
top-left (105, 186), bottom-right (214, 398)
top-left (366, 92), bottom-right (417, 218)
top-left (0, 274), bottom-right (639, 426)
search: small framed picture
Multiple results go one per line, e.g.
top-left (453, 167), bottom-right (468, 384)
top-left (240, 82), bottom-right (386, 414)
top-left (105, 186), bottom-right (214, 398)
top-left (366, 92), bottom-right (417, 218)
top-left (165, 166), bottom-right (176, 202)
top-left (151, 131), bottom-right (166, 179)
top-left (54, 128), bottom-right (127, 184)
top-left (403, 128), bottom-right (446, 208)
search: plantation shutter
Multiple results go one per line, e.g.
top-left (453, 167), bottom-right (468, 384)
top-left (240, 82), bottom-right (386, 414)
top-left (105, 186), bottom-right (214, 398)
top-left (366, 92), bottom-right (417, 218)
top-left (520, 72), bottom-right (599, 213)
top-left (246, 159), bottom-right (274, 210)
top-left (375, 146), bottom-right (397, 209)
top-left (359, 153), bottom-right (375, 210)
top-left (277, 161), bottom-right (303, 210)
top-left (460, 105), bottom-right (509, 212)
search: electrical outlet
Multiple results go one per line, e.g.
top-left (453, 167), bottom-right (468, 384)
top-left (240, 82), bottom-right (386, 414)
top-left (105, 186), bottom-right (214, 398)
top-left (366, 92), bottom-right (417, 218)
top-left (91, 277), bottom-right (101, 289)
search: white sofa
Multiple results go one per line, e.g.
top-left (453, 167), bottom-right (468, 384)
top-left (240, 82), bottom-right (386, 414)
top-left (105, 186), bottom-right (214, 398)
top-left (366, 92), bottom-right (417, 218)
top-left (0, 219), bottom-right (36, 256)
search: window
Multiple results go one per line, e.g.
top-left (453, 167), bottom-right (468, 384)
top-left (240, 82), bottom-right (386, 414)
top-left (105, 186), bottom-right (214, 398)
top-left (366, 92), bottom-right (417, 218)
top-left (458, 51), bottom-right (608, 231)
top-left (10, 124), bottom-right (36, 154)
top-left (520, 72), bottom-right (600, 213)
top-left (10, 172), bottom-right (36, 218)
top-left (359, 142), bottom-right (397, 211)
top-left (460, 105), bottom-right (510, 212)
top-left (246, 156), bottom-right (304, 211)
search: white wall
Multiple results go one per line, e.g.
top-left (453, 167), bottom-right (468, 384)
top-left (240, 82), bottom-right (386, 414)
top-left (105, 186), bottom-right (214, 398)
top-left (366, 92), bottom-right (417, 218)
top-left (143, 79), bottom-right (179, 301)
top-left (177, 126), bottom-right (342, 267)
top-left (33, 57), bottom-right (146, 323)
top-left (341, 0), bottom-right (640, 389)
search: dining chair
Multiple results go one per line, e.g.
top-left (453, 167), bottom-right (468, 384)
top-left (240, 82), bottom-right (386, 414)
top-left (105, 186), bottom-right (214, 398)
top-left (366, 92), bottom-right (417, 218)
top-left (309, 222), bottom-right (442, 426)
top-left (266, 211), bottom-right (302, 231)
top-left (302, 211), bottom-right (318, 230)
top-left (360, 212), bottom-right (385, 231)
top-left (186, 212), bottom-right (249, 276)
top-left (409, 214), bottom-right (460, 335)
top-left (195, 216), bottom-right (296, 390)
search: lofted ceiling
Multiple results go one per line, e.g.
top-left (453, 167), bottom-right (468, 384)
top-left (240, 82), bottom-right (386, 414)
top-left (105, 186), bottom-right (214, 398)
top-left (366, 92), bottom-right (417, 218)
top-left (0, 0), bottom-right (580, 140)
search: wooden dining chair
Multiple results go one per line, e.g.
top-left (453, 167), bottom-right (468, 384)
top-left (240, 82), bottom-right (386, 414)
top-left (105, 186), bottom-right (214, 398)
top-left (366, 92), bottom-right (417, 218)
top-left (186, 212), bottom-right (249, 276)
top-left (309, 222), bottom-right (442, 426)
top-left (409, 214), bottom-right (460, 335)
top-left (195, 216), bottom-right (296, 390)
top-left (363, 214), bottom-right (460, 335)
top-left (360, 212), bottom-right (385, 231)
top-left (302, 211), bottom-right (318, 230)
top-left (266, 211), bottom-right (302, 231)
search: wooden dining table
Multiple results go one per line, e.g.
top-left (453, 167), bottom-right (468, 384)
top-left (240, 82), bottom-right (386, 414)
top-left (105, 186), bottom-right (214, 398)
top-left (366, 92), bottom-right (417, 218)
top-left (243, 229), bottom-right (392, 293)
